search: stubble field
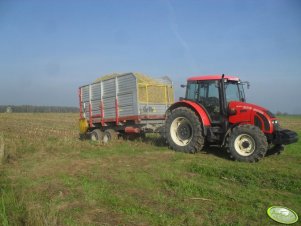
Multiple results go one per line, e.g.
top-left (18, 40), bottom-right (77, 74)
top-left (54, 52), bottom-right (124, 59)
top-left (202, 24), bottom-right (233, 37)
top-left (0, 113), bottom-right (300, 226)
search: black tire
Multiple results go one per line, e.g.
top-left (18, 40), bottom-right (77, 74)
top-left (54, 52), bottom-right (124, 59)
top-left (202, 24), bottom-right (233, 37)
top-left (90, 129), bottom-right (103, 142)
top-left (103, 129), bottom-right (118, 144)
top-left (267, 144), bottom-right (284, 156)
top-left (165, 107), bottom-right (204, 153)
top-left (227, 124), bottom-right (268, 162)
top-left (79, 133), bottom-right (87, 140)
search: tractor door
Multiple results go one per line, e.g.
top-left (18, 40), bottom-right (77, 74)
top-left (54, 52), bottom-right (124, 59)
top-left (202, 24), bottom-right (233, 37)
top-left (186, 81), bottom-right (222, 122)
top-left (198, 81), bottom-right (222, 122)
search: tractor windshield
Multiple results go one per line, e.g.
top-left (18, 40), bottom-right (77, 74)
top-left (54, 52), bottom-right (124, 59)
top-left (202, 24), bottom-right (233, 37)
top-left (225, 81), bottom-right (245, 103)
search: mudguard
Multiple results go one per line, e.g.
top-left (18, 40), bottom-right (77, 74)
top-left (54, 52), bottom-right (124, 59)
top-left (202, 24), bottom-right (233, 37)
top-left (167, 100), bottom-right (211, 126)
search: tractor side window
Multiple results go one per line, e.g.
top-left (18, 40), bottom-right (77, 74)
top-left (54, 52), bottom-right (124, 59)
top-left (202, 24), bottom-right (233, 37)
top-left (225, 82), bottom-right (240, 102)
top-left (238, 83), bottom-right (246, 102)
top-left (207, 82), bottom-right (220, 116)
top-left (186, 83), bottom-right (198, 100)
top-left (198, 83), bottom-right (206, 98)
top-left (198, 81), bottom-right (221, 121)
top-left (198, 83), bottom-right (208, 105)
top-left (208, 82), bottom-right (219, 99)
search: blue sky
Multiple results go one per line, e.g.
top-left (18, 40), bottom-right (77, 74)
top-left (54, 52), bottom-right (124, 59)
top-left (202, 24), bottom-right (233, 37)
top-left (0, 0), bottom-right (300, 113)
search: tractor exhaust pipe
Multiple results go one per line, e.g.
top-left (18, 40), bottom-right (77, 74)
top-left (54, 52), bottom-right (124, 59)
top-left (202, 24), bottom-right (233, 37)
top-left (221, 74), bottom-right (227, 116)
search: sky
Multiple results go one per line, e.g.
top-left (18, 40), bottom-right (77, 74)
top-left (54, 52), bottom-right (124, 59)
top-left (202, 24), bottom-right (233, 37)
top-left (0, 0), bottom-right (301, 114)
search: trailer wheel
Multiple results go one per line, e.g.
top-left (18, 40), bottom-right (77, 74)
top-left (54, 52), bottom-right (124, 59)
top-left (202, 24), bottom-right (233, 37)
top-left (103, 129), bottom-right (118, 144)
top-left (102, 132), bottom-right (110, 144)
top-left (165, 107), bottom-right (204, 153)
top-left (227, 124), bottom-right (268, 162)
top-left (90, 129), bottom-right (103, 142)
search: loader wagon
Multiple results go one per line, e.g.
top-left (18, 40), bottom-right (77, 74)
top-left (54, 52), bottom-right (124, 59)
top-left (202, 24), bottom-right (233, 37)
top-left (79, 72), bottom-right (174, 141)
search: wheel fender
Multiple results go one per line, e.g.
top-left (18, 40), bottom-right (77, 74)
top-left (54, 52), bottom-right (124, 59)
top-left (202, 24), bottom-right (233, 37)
top-left (167, 100), bottom-right (211, 126)
top-left (222, 122), bottom-right (252, 147)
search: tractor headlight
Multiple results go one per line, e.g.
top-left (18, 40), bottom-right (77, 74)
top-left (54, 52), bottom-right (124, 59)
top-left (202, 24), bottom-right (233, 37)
top-left (272, 120), bottom-right (278, 124)
top-left (272, 119), bottom-right (280, 131)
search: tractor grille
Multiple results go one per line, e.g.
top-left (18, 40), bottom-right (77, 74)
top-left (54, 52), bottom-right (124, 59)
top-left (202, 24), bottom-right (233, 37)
top-left (255, 113), bottom-right (270, 131)
top-left (254, 115), bottom-right (263, 129)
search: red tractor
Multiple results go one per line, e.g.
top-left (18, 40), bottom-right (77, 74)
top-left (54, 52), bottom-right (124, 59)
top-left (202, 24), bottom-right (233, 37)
top-left (165, 75), bottom-right (298, 162)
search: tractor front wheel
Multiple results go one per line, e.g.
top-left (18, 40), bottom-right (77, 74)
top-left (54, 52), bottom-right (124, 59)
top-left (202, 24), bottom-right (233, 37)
top-left (227, 124), bottom-right (268, 162)
top-left (165, 107), bottom-right (204, 153)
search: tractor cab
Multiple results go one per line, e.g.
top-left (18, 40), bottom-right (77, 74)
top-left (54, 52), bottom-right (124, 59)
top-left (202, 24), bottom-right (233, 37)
top-left (185, 75), bottom-right (245, 123)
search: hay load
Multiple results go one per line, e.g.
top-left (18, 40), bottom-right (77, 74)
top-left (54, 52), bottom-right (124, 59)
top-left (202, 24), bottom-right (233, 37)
top-left (94, 72), bottom-right (174, 105)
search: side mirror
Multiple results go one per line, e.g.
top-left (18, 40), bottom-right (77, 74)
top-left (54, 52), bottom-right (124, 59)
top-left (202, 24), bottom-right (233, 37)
top-left (180, 84), bottom-right (186, 88)
top-left (242, 81), bottom-right (250, 89)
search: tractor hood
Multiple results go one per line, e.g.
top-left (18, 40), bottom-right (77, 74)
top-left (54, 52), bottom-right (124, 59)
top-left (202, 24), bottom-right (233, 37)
top-left (229, 101), bottom-right (271, 115)
top-left (228, 101), bottom-right (276, 134)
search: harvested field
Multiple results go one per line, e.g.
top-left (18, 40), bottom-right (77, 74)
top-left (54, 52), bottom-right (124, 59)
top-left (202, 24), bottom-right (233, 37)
top-left (0, 113), bottom-right (300, 225)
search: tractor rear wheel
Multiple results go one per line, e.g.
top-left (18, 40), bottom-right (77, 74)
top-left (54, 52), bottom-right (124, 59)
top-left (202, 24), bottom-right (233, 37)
top-left (165, 107), bottom-right (204, 153)
top-left (227, 124), bottom-right (268, 162)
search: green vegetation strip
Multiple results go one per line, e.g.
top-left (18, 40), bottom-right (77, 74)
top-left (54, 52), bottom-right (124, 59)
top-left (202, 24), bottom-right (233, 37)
top-left (0, 113), bottom-right (300, 225)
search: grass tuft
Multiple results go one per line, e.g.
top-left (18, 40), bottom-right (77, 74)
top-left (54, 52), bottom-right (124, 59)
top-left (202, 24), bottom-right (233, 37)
top-left (0, 189), bottom-right (9, 226)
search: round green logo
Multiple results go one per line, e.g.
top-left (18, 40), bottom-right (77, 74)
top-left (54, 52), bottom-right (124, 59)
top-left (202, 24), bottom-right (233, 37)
top-left (267, 206), bottom-right (298, 224)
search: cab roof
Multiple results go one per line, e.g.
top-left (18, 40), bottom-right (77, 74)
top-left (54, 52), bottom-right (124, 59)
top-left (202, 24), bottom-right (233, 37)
top-left (187, 75), bottom-right (240, 82)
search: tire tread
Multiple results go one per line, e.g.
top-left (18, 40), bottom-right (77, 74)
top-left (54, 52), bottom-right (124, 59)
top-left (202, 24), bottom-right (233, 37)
top-left (165, 107), bottom-right (204, 153)
top-left (227, 124), bottom-right (268, 162)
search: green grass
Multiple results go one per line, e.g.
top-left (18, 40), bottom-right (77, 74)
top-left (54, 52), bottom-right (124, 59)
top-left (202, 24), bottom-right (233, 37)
top-left (1, 189), bottom-right (9, 226)
top-left (0, 113), bottom-right (300, 225)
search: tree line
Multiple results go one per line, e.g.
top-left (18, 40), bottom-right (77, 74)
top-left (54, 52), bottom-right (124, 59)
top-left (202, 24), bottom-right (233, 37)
top-left (0, 105), bottom-right (79, 113)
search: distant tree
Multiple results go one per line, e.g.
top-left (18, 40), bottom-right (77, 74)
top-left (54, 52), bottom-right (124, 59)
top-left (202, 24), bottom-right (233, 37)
top-left (276, 111), bottom-right (289, 116)
top-left (276, 111), bottom-right (282, 116)
top-left (0, 105), bottom-right (79, 113)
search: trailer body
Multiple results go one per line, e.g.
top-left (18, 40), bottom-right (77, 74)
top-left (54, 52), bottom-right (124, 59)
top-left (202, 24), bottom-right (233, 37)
top-left (79, 73), bottom-right (174, 134)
